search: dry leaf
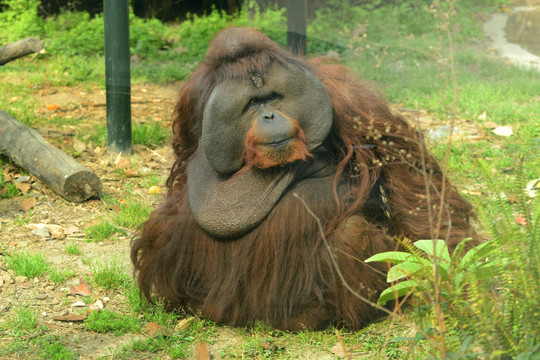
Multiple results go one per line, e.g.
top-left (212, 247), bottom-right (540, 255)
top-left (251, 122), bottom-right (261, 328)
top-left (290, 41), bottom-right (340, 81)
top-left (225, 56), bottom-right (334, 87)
top-left (148, 185), bottom-right (162, 194)
top-left (146, 322), bottom-right (170, 337)
top-left (52, 314), bottom-right (86, 322)
top-left (196, 342), bottom-right (210, 360)
top-left (15, 182), bottom-right (31, 194)
top-left (176, 317), bottom-right (193, 331)
top-left (123, 169), bottom-right (138, 177)
top-left (70, 278), bottom-right (91, 296)
top-left (46, 104), bottom-right (59, 111)
top-left (493, 125), bottom-right (513, 137)
top-left (19, 198), bottom-right (36, 211)
top-left (515, 215), bottom-right (527, 226)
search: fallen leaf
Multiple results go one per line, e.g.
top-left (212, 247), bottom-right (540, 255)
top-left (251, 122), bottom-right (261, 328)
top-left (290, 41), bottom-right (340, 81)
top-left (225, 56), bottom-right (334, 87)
top-left (52, 314), bottom-right (86, 322)
top-left (123, 169), bottom-right (138, 177)
top-left (19, 198), bottom-right (36, 211)
top-left (176, 317), bottom-right (193, 331)
top-left (70, 278), bottom-right (91, 296)
top-left (493, 125), bottom-right (513, 137)
top-left (515, 215), bottom-right (527, 226)
top-left (15, 182), bottom-right (31, 194)
top-left (46, 104), bottom-right (59, 111)
top-left (146, 322), bottom-right (170, 337)
top-left (148, 185), bottom-right (162, 194)
top-left (196, 342), bottom-right (210, 360)
top-left (477, 111), bottom-right (487, 121)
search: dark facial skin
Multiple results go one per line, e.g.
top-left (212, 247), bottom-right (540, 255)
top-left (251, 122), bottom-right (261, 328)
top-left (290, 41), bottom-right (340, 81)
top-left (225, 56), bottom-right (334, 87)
top-left (201, 62), bottom-right (333, 175)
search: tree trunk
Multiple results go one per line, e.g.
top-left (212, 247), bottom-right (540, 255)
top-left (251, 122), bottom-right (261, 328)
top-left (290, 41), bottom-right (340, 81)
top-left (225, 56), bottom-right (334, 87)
top-left (0, 111), bottom-right (102, 202)
top-left (0, 37), bottom-right (44, 65)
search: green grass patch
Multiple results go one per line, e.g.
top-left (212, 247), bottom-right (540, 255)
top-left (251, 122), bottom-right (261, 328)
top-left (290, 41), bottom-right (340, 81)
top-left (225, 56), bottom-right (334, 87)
top-left (6, 251), bottom-right (49, 278)
top-left (49, 267), bottom-right (76, 284)
top-left (84, 309), bottom-right (140, 335)
top-left (65, 242), bottom-right (81, 255)
top-left (91, 258), bottom-right (131, 289)
top-left (85, 196), bottom-right (152, 242)
top-left (85, 220), bottom-right (118, 242)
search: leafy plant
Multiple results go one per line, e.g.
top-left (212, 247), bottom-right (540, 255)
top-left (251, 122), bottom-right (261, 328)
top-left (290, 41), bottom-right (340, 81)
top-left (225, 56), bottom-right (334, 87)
top-left (365, 238), bottom-right (495, 305)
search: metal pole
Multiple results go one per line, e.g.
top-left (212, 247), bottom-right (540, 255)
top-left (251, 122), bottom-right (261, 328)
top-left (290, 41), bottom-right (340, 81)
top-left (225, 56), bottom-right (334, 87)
top-left (104, 0), bottom-right (132, 154)
top-left (287, 0), bottom-right (307, 55)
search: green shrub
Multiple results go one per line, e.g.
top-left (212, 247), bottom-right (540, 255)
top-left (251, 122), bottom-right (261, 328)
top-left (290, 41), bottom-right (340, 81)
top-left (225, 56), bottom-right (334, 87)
top-left (368, 160), bottom-right (538, 358)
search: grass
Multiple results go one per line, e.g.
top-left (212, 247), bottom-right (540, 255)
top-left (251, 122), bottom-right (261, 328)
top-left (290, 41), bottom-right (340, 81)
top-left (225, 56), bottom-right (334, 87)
top-left (49, 267), bottom-right (76, 284)
top-left (65, 242), bottom-right (80, 255)
top-left (85, 195), bottom-right (152, 242)
top-left (6, 251), bottom-right (49, 278)
top-left (91, 258), bottom-right (131, 289)
top-left (0, 0), bottom-right (538, 358)
top-left (85, 309), bottom-right (141, 335)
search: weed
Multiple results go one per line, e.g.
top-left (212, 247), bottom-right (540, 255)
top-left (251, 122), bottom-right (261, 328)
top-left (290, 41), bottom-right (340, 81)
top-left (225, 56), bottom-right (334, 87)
top-left (85, 220), bottom-right (118, 242)
top-left (91, 259), bottom-right (131, 289)
top-left (65, 242), bottom-right (80, 255)
top-left (14, 209), bottom-right (34, 226)
top-left (6, 305), bottom-right (41, 333)
top-left (49, 267), bottom-right (77, 284)
top-left (84, 309), bottom-right (140, 335)
top-left (39, 340), bottom-right (76, 360)
top-left (132, 122), bottom-right (170, 148)
top-left (0, 172), bottom-right (19, 198)
top-left (6, 251), bottom-right (49, 278)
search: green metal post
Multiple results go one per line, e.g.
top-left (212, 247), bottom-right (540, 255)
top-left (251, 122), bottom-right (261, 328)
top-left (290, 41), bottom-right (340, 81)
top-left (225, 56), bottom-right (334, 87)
top-left (104, 0), bottom-right (132, 153)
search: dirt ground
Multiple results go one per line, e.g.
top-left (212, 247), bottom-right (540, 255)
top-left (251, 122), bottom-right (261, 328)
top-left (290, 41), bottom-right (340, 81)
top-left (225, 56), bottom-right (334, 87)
top-left (0, 83), bottom-right (184, 358)
top-left (0, 78), bottom-right (489, 359)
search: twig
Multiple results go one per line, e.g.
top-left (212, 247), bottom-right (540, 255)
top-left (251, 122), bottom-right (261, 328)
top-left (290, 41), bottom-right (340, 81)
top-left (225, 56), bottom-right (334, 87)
top-left (293, 193), bottom-right (392, 315)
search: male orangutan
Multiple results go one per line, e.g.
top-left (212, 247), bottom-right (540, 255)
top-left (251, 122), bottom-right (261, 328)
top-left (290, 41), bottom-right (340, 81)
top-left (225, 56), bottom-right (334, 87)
top-left (131, 27), bottom-right (477, 330)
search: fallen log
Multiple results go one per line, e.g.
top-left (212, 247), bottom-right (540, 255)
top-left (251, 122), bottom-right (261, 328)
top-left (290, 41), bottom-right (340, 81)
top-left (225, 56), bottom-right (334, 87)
top-left (0, 37), bottom-right (44, 65)
top-left (0, 110), bottom-right (102, 202)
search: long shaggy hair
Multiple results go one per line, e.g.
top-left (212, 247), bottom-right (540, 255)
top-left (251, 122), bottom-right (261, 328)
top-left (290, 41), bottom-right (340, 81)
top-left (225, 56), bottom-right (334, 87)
top-left (131, 27), bottom-right (477, 330)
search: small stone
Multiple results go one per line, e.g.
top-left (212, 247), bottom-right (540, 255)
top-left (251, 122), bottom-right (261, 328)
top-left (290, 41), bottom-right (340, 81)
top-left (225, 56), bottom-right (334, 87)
top-left (15, 276), bottom-right (27, 284)
top-left (36, 294), bottom-right (48, 300)
top-left (32, 226), bottom-right (51, 238)
top-left (33, 277), bottom-right (39, 283)
top-left (42, 312), bottom-right (47, 317)
top-left (72, 301), bottom-right (86, 307)
top-left (102, 297), bottom-right (110, 303)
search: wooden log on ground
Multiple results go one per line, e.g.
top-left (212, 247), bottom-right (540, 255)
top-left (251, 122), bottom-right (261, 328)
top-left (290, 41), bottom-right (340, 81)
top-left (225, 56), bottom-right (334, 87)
top-left (0, 37), bottom-right (44, 65)
top-left (0, 110), bottom-right (102, 202)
